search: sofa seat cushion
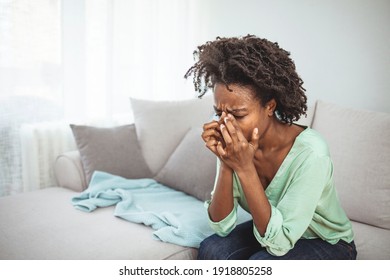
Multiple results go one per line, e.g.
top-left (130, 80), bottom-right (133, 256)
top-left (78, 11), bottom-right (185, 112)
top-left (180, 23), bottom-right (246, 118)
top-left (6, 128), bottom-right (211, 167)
top-left (351, 221), bottom-right (390, 260)
top-left (0, 187), bottom-right (197, 260)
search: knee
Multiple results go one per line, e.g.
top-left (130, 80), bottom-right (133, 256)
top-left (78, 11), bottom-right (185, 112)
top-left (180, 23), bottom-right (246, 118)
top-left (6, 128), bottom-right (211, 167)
top-left (197, 234), bottom-right (225, 260)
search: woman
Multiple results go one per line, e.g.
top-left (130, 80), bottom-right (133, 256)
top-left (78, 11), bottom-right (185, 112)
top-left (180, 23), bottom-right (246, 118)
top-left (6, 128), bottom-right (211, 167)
top-left (184, 35), bottom-right (356, 260)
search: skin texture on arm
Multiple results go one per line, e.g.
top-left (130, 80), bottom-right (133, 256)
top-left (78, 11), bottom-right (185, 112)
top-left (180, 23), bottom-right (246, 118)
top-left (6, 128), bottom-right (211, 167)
top-left (207, 161), bottom-right (234, 222)
top-left (201, 112), bottom-right (235, 222)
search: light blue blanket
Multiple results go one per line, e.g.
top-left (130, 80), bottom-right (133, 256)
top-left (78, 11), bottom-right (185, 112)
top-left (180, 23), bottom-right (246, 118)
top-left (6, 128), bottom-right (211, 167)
top-left (72, 171), bottom-right (219, 248)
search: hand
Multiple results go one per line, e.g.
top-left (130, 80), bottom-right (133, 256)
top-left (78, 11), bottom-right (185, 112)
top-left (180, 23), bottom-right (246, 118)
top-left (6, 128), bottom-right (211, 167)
top-left (217, 114), bottom-right (259, 172)
top-left (201, 112), bottom-right (227, 157)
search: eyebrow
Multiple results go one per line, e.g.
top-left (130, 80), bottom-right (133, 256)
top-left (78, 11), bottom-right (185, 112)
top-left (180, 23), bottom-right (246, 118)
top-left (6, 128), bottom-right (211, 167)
top-left (213, 106), bottom-right (248, 114)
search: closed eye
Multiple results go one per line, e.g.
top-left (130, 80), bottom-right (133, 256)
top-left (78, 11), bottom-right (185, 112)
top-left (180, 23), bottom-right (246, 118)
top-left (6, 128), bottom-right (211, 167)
top-left (213, 105), bottom-right (248, 120)
top-left (213, 113), bottom-right (246, 120)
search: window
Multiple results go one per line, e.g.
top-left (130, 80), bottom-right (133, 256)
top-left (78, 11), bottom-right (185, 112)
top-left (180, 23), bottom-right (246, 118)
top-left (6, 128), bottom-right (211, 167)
top-left (0, 0), bottom-right (205, 196)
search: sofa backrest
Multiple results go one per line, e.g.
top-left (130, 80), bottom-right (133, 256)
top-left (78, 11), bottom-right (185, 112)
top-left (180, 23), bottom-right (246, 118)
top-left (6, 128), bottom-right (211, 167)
top-left (131, 96), bottom-right (214, 175)
top-left (311, 100), bottom-right (390, 230)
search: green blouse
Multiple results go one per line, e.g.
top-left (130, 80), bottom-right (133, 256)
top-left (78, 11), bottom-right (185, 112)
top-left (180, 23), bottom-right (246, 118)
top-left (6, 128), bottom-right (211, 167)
top-left (205, 127), bottom-right (354, 256)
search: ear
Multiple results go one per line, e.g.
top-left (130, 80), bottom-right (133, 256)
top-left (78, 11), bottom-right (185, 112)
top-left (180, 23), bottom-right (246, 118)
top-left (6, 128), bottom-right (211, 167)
top-left (265, 99), bottom-right (277, 117)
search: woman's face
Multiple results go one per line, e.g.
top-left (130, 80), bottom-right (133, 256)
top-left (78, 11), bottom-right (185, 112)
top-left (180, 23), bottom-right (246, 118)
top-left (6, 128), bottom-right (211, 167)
top-left (213, 83), bottom-right (273, 142)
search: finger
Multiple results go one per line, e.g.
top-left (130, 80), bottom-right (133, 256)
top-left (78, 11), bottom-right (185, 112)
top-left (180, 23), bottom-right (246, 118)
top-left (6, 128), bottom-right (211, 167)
top-left (216, 111), bottom-right (227, 124)
top-left (203, 121), bottom-right (220, 131)
top-left (205, 139), bottom-right (219, 154)
top-left (202, 128), bottom-right (222, 140)
top-left (216, 141), bottom-right (226, 157)
top-left (226, 114), bottom-right (247, 142)
top-left (220, 124), bottom-right (232, 149)
top-left (202, 120), bottom-right (221, 133)
top-left (202, 129), bottom-right (223, 145)
top-left (249, 127), bottom-right (259, 150)
top-left (223, 116), bottom-right (239, 144)
top-left (205, 138), bottom-right (218, 146)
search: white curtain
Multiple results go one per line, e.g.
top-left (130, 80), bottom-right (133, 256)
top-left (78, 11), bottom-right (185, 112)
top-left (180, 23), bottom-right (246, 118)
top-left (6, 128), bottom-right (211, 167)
top-left (0, 0), bottom-right (208, 196)
top-left (63, 0), bottom-right (203, 121)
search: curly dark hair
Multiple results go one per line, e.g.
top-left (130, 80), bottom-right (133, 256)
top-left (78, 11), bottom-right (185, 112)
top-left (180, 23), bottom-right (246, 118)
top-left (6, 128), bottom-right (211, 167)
top-left (184, 35), bottom-right (307, 124)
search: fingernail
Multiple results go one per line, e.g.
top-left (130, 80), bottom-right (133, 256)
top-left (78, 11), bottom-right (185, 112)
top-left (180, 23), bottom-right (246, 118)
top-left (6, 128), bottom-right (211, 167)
top-left (224, 117), bottom-right (228, 123)
top-left (220, 124), bottom-right (224, 130)
top-left (254, 128), bottom-right (258, 134)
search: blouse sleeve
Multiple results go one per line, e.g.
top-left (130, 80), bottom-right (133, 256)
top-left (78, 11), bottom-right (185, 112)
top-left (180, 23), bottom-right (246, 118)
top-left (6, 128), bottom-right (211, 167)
top-left (204, 200), bottom-right (239, 237)
top-left (253, 154), bottom-right (333, 256)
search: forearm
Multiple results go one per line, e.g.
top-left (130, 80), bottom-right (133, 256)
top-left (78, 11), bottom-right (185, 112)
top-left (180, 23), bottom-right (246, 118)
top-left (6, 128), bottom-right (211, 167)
top-left (236, 164), bottom-right (271, 236)
top-left (208, 163), bottom-right (235, 222)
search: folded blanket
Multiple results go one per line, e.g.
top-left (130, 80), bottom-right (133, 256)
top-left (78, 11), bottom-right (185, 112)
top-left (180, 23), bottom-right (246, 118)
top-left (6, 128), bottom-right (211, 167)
top-left (72, 171), bottom-right (219, 248)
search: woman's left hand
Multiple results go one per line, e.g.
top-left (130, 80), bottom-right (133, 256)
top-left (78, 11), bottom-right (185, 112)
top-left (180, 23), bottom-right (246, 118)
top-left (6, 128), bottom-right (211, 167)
top-left (217, 114), bottom-right (259, 172)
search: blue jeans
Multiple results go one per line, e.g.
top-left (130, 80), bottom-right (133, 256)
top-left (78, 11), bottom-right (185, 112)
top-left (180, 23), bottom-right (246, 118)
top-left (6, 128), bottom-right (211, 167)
top-left (198, 220), bottom-right (357, 260)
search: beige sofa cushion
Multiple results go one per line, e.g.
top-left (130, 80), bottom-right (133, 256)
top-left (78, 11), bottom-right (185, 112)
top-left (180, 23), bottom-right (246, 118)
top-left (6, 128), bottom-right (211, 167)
top-left (131, 96), bottom-right (214, 175)
top-left (311, 100), bottom-right (390, 229)
top-left (154, 127), bottom-right (216, 201)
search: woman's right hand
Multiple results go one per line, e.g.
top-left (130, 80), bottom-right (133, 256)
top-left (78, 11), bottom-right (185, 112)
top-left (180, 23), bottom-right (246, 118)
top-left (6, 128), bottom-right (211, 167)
top-left (201, 112), bottom-right (226, 157)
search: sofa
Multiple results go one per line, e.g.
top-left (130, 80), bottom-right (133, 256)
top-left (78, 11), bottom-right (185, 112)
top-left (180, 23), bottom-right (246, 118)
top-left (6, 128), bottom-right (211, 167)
top-left (0, 97), bottom-right (389, 260)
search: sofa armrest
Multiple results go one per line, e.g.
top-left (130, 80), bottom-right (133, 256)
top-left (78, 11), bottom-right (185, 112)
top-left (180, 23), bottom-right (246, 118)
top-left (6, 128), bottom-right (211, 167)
top-left (54, 150), bottom-right (87, 192)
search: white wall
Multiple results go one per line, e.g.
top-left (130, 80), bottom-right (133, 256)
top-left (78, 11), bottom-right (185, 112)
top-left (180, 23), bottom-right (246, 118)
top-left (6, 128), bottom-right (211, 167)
top-left (195, 0), bottom-right (390, 113)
